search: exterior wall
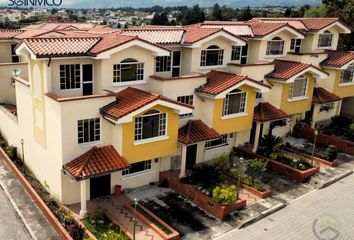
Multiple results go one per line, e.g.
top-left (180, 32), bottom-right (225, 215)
top-left (332, 66), bottom-right (354, 98)
top-left (285, 52), bottom-right (328, 66)
top-left (340, 97), bottom-right (354, 116)
top-left (212, 85), bottom-right (256, 134)
top-left (264, 81), bottom-right (283, 108)
top-left (194, 97), bottom-right (215, 127)
top-left (227, 63), bottom-right (274, 81)
top-left (316, 102), bottom-right (340, 122)
top-left (0, 41), bottom-right (13, 63)
top-left (121, 105), bottom-right (179, 164)
top-left (317, 68), bottom-right (336, 92)
top-left (301, 27), bottom-right (340, 52)
top-left (262, 121), bottom-right (290, 138)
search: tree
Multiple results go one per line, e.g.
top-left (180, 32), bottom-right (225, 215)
top-left (304, 5), bottom-right (328, 17)
top-left (284, 8), bottom-right (292, 17)
top-left (211, 4), bottom-right (222, 21)
top-left (238, 6), bottom-right (252, 21)
top-left (181, 4), bottom-right (205, 25)
top-left (151, 12), bottom-right (169, 25)
top-left (51, 8), bottom-right (58, 15)
top-left (246, 159), bottom-right (268, 185)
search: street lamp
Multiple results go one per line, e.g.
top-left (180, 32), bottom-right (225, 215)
top-left (20, 139), bottom-right (25, 174)
top-left (311, 130), bottom-right (319, 167)
top-left (133, 198), bottom-right (138, 240)
top-left (236, 157), bottom-right (244, 199)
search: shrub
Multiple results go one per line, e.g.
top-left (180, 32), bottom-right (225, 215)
top-left (212, 185), bottom-right (237, 205)
top-left (5, 145), bottom-right (18, 160)
top-left (246, 159), bottom-right (268, 185)
top-left (324, 145), bottom-right (338, 161)
top-left (330, 115), bottom-right (353, 129)
top-left (189, 164), bottom-right (222, 189)
top-left (67, 223), bottom-right (85, 240)
top-left (259, 132), bottom-right (282, 156)
top-left (213, 153), bottom-right (231, 174)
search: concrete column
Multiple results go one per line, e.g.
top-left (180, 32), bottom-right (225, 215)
top-left (179, 144), bottom-right (187, 179)
top-left (336, 100), bottom-right (342, 116)
top-left (311, 104), bottom-right (320, 129)
top-left (79, 179), bottom-right (88, 217)
top-left (252, 122), bottom-right (261, 153)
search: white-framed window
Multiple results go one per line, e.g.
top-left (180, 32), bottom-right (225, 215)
top-left (288, 76), bottom-right (308, 100)
top-left (122, 159), bottom-right (153, 176)
top-left (340, 65), bottom-right (354, 85)
top-left (256, 92), bottom-right (263, 104)
top-left (223, 89), bottom-right (246, 116)
top-left (155, 56), bottom-right (171, 72)
top-left (290, 38), bottom-right (301, 53)
top-left (231, 46), bottom-right (241, 61)
top-left (113, 58), bottom-right (144, 83)
top-left (200, 45), bottom-right (224, 67)
top-left (60, 64), bottom-right (81, 90)
top-left (177, 95), bottom-right (194, 118)
top-left (205, 134), bottom-right (227, 149)
top-left (135, 110), bottom-right (167, 141)
top-left (270, 119), bottom-right (287, 129)
top-left (78, 118), bottom-right (100, 144)
top-left (318, 30), bottom-right (333, 48)
top-left (266, 37), bottom-right (284, 56)
top-left (320, 102), bottom-right (335, 112)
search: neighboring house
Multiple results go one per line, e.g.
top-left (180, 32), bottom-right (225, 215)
top-left (0, 18), bottom-right (352, 216)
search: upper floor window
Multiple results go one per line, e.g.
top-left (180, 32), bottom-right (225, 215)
top-left (122, 159), bottom-right (152, 176)
top-left (340, 65), bottom-right (354, 85)
top-left (318, 31), bottom-right (333, 48)
top-left (78, 118), bottom-right (100, 144)
top-left (223, 89), bottom-right (247, 116)
top-left (60, 64), bottom-right (81, 90)
top-left (266, 37), bottom-right (284, 56)
top-left (231, 45), bottom-right (248, 64)
top-left (288, 75), bottom-right (308, 100)
top-left (11, 44), bottom-right (19, 63)
top-left (200, 45), bottom-right (224, 67)
top-left (113, 58), bottom-right (144, 83)
top-left (290, 38), bottom-right (301, 53)
top-left (135, 110), bottom-right (167, 141)
top-left (177, 95), bottom-right (194, 118)
top-left (205, 134), bottom-right (227, 149)
top-left (155, 56), bottom-right (171, 72)
top-left (270, 119), bottom-right (287, 129)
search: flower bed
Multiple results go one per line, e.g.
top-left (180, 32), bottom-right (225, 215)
top-left (125, 204), bottom-right (179, 240)
top-left (235, 148), bottom-right (320, 183)
top-left (159, 171), bottom-right (246, 220)
top-left (283, 147), bottom-right (336, 167)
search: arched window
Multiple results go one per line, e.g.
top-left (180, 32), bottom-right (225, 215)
top-left (200, 45), bottom-right (224, 67)
top-left (266, 37), bottom-right (284, 56)
top-left (135, 110), bottom-right (167, 141)
top-left (318, 30), bottom-right (333, 48)
top-left (223, 89), bottom-right (247, 116)
top-left (288, 75), bottom-right (308, 99)
top-left (113, 58), bottom-right (144, 83)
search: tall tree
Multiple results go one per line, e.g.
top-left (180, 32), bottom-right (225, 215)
top-left (211, 4), bottom-right (222, 21)
top-left (238, 6), bottom-right (252, 21)
top-left (151, 12), bottom-right (169, 25)
top-left (181, 5), bottom-right (205, 25)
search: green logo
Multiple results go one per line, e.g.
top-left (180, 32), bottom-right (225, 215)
top-left (312, 213), bottom-right (341, 240)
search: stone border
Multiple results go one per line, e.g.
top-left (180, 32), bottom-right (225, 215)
top-left (0, 147), bottom-right (72, 240)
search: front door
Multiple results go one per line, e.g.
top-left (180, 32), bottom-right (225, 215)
top-left (90, 174), bottom-right (111, 199)
top-left (83, 64), bottom-right (93, 96)
top-left (186, 144), bottom-right (197, 169)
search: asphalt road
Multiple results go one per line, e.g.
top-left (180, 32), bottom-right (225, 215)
top-left (217, 173), bottom-right (354, 240)
top-left (0, 186), bottom-right (31, 240)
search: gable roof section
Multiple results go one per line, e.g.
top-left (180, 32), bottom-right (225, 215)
top-left (178, 120), bottom-right (220, 145)
top-left (101, 87), bottom-right (193, 121)
top-left (197, 70), bottom-right (270, 96)
top-left (200, 21), bottom-right (254, 37)
top-left (254, 102), bottom-right (288, 122)
top-left (312, 87), bottom-right (341, 104)
top-left (0, 29), bottom-right (24, 39)
top-left (63, 145), bottom-right (130, 181)
top-left (321, 50), bottom-right (354, 68)
top-left (120, 28), bottom-right (184, 44)
top-left (247, 20), bottom-right (289, 37)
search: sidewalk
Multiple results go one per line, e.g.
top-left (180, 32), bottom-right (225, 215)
top-left (0, 157), bottom-right (60, 240)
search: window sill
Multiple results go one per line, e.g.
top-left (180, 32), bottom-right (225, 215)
top-left (199, 65), bottom-right (225, 70)
top-left (112, 80), bottom-right (146, 87)
top-left (265, 54), bottom-right (285, 59)
top-left (77, 141), bottom-right (103, 148)
top-left (122, 169), bottom-right (153, 179)
top-left (222, 112), bottom-right (248, 120)
top-left (205, 143), bottom-right (229, 151)
top-left (134, 136), bottom-right (169, 145)
top-left (316, 46), bottom-right (332, 50)
top-left (339, 82), bottom-right (354, 87)
top-left (287, 96), bottom-right (308, 102)
top-left (272, 125), bottom-right (288, 130)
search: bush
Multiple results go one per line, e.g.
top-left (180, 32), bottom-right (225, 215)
top-left (213, 153), bottom-right (231, 174)
top-left (246, 159), bottom-right (267, 185)
top-left (330, 115), bottom-right (353, 129)
top-left (67, 223), bottom-right (85, 240)
top-left (189, 164), bottom-right (222, 189)
top-left (259, 132), bottom-right (282, 156)
top-left (212, 185), bottom-right (237, 206)
top-left (5, 145), bottom-right (18, 160)
top-left (324, 145), bottom-right (337, 161)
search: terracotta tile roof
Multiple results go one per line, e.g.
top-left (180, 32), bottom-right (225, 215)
top-left (254, 102), bottom-right (288, 122)
top-left (198, 70), bottom-right (270, 96)
top-left (23, 22), bottom-right (106, 31)
top-left (23, 37), bottom-right (101, 58)
top-left (178, 120), bottom-right (220, 144)
top-left (247, 20), bottom-right (289, 37)
top-left (201, 22), bottom-right (253, 36)
top-left (0, 29), bottom-right (24, 39)
top-left (321, 50), bottom-right (354, 67)
top-left (88, 34), bottom-right (135, 54)
top-left (102, 87), bottom-right (193, 120)
top-left (121, 29), bottom-right (184, 44)
top-left (266, 60), bottom-right (312, 80)
top-left (183, 27), bottom-right (222, 44)
top-left (63, 145), bottom-right (130, 180)
top-left (312, 87), bottom-right (341, 104)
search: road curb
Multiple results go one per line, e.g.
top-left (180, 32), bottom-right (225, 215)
top-left (319, 170), bottom-right (353, 189)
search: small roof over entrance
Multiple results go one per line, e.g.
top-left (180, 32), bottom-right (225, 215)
top-left (63, 145), bottom-right (130, 181)
top-left (312, 87), bottom-right (342, 104)
top-left (178, 120), bottom-right (220, 145)
top-left (253, 102), bottom-right (289, 122)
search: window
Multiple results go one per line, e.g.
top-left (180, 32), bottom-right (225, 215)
top-left (78, 118), bottom-right (100, 144)
top-left (270, 119), bottom-right (287, 129)
top-left (60, 64), bottom-right (81, 90)
top-left (155, 56), bottom-right (171, 72)
top-left (288, 76), bottom-right (308, 99)
top-left (113, 58), bottom-right (144, 83)
top-left (231, 46), bottom-right (241, 61)
top-left (320, 102), bottom-right (335, 112)
top-left (205, 134), bottom-right (227, 149)
top-left (318, 31), bottom-right (333, 48)
top-left (266, 37), bottom-right (284, 56)
top-left (135, 110), bottom-right (167, 141)
top-left (223, 89), bottom-right (246, 116)
top-left (122, 159), bottom-right (152, 176)
top-left (290, 38), bottom-right (301, 53)
top-left (340, 65), bottom-right (354, 84)
top-left (200, 45), bottom-right (224, 67)
top-left (177, 95), bottom-right (194, 118)
top-left (256, 92), bottom-right (263, 104)
top-left (11, 44), bottom-right (19, 63)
